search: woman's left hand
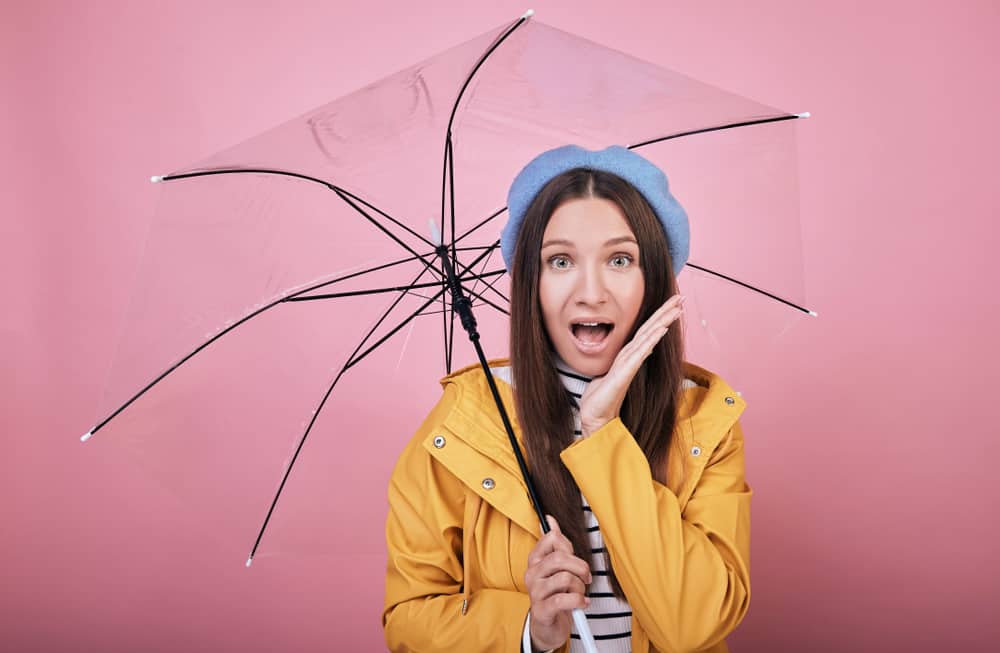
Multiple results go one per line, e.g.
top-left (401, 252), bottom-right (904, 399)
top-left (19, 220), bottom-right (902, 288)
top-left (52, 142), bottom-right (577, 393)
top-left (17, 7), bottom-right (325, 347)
top-left (578, 294), bottom-right (685, 437)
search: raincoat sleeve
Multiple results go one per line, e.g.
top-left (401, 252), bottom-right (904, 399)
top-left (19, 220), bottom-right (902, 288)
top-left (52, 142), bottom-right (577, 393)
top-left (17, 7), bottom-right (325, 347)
top-left (560, 417), bottom-right (751, 653)
top-left (383, 383), bottom-right (531, 652)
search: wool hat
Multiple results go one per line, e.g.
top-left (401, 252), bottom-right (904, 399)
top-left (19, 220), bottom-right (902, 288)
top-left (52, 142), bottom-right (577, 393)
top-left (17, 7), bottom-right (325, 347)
top-left (501, 144), bottom-right (689, 277)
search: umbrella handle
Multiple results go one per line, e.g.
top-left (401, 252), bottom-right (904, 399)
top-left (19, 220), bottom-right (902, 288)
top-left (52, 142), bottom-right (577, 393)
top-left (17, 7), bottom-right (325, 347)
top-left (572, 608), bottom-right (599, 653)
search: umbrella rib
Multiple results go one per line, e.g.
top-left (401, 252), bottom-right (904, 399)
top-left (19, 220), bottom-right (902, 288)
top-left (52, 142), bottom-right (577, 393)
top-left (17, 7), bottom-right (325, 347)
top-left (294, 252), bottom-right (437, 295)
top-left (248, 267), bottom-right (445, 563)
top-left (454, 244), bottom-right (501, 252)
top-left (460, 283), bottom-right (509, 316)
top-left (421, 302), bottom-right (499, 317)
top-left (435, 135), bottom-right (452, 373)
top-left (450, 115), bottom-right (806, 249)
top-left (444, 135), bottom-right (458, 373)
top-left (344, 286), bottom-right (449, 372)
top-left (453, 240), bottom-right (509, 306)
top-left (628, 113), bottom-right (805, 151)
top-left (288, 278), bottom-right (446, 301)
top-left (448, 239), bottom-right (503, 285)
top-left (455, 209), bottom-right (507, 245)
top-left (447, 135), bottom-right (458, 317)
top-left (330, 186), bottom-right (437, 271)
top-left (448, 297), bottom-right (456, 373)
top-left (457, 267), bottom-right (505, 284)
top-left (466, 239), bottom-right (502, 304)
top-left (470, 272), bottom-right (509, 305)
top-left (444, 14), bottom-right (528, 140)
top-left (685, 262), bottom-right (814, 314)
top-left (438, 12), bottom-right (527, 258)
top-left (81, 253), bottom-right (438, 441)
top-left (453, 266), bottom-right (509, 309)
top-left (334, 185), bottom-right (434, 249)
top-left (452, 243), bottom-right (498, 277)
top-left (441, 255), bottom-right (450, 373)
top-left (158, 167), bottom-right (435, 264)
top-left (462, 268), bottom-right (510, 307)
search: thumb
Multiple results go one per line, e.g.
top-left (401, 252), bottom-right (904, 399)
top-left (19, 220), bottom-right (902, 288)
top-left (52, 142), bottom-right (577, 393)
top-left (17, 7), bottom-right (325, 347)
top-left (545, 514), bottom-right (561, 535)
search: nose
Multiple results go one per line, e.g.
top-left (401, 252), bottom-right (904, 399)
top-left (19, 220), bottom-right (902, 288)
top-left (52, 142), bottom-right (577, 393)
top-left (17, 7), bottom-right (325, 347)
top-left (573, 263), bottom-right (608, 306)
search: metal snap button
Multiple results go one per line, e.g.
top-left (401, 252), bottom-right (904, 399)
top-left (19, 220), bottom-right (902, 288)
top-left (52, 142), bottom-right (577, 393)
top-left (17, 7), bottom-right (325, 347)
top-left (482, 478), bottom-right (496, 490)
top-left (691, 446), bottom-right (702, 457)
top-left (725, 396), bottom-right (735, 405)
top-left (433, 435), bottom-right (446, 448)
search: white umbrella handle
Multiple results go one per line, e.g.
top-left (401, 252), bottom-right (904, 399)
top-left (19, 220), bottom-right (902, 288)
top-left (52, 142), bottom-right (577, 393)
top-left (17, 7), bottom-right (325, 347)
top-left (572, 608), bottom-right (599, 653)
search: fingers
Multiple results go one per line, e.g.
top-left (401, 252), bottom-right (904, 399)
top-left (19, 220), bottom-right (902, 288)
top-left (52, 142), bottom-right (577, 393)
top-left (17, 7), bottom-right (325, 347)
top-left (526, 515), bottom-right (592, 596)
top-left (633, 294), bottom-right (685, 342)
top-left (530, 569), bottom-right (588, 605)
top-left (528, 568), bottom-right (591, 628)
top-left (618, 294), bottom-right (685, 361)
top-left (528, 516), bottom-right (572, 564)
top-left (525, 514), bottom-right (593, 637)
top-left (533, 589), bottom-right (590, 624)
top-left (526, 551), bottom-right (593, 591)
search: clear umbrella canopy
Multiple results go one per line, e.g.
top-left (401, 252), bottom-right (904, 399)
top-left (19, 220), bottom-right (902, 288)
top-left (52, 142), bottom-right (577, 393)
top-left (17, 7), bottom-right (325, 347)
top-left (88, 16), bottom-right (809, 562)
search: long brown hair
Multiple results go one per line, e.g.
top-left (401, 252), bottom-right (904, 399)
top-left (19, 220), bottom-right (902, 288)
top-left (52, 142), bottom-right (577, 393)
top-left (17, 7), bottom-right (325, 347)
top-left (509, 168), bottom-right (686, 598)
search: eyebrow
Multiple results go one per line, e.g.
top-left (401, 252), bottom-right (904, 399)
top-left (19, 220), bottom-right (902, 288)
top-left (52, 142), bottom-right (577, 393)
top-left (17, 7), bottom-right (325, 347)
top-left (541, 236), bottom-right (638, 249)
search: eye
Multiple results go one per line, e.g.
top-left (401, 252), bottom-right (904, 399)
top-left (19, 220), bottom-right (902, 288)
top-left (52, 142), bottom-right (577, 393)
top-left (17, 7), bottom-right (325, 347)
top-left (547, 255), bottom-right (572, 270)
top-left (610, 254), bottom-right (634, 268)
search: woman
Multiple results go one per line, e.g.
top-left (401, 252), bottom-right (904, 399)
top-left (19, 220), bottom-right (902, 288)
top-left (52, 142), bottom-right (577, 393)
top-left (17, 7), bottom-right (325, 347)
top-left (383, 145), bottom-right (751, 653)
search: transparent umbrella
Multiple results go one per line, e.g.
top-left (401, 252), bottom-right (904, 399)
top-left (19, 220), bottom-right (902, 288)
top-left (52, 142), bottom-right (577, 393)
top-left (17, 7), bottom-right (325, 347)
top-left (81, 11), bottom-right (813, 636)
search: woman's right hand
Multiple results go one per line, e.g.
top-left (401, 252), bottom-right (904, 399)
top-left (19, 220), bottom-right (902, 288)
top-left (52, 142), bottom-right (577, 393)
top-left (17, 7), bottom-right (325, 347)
top-left (524, 515), bottom-right (592, 651)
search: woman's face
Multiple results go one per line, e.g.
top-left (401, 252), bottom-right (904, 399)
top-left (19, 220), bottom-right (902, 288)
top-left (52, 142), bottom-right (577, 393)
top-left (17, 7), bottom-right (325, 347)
top-left (538, 196), bottom-right (645, 377)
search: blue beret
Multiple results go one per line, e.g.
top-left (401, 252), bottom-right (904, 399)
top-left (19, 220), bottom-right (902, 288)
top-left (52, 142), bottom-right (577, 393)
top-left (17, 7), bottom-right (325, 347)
top-left (502, 145), bottom-right (689, 277)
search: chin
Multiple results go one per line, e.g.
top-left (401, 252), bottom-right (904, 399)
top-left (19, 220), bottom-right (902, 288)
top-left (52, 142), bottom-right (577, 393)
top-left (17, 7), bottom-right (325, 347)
top-left (562, 353), bottom-right (613, 378)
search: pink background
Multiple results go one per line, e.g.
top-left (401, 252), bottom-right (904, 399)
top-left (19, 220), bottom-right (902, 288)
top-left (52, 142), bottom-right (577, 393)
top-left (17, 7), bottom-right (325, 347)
top-left (3, 1), bottom-right (997, 651)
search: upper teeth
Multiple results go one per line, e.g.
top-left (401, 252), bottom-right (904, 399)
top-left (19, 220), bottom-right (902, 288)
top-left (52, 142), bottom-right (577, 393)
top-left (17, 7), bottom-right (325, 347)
top-left (578, 322), bottom-right (600, 326)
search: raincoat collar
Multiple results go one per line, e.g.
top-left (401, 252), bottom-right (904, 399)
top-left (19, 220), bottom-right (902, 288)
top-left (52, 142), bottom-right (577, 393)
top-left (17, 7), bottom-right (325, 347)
top-left (439, 358), bottom-right (744, 429)
top-left (430, 359), bottom-right (746, 532)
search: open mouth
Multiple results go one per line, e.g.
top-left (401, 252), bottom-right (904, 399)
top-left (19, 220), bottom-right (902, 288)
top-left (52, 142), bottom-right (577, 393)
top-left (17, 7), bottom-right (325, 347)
top-left (571, 322), bottom-right (614, 347)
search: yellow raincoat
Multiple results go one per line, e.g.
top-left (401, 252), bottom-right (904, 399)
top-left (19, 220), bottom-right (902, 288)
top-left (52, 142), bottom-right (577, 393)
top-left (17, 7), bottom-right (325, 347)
top-left (384, 359), bottom-right (751, 653)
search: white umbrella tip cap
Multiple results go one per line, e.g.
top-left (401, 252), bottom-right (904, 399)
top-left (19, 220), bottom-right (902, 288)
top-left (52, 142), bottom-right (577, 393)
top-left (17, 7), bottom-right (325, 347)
top-left (808, 310), bottom-right (819, 317)
top-left (796, 111), bottom-right (811, 119)
top-left (150, 175), bottom-right (163, 183)
top-left (246, 556), bottom-right (253, 568)
top-left (522, 9), bottom-right (535, 18)
top-left (428, 220), bottom-right (442, 246)
top-left (80, 430), bottom-right (94, 443)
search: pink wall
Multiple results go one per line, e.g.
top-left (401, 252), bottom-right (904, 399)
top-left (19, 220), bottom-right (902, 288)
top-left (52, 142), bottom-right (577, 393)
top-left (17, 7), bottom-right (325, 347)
top-left (3, 1), bottom-right (997, 651)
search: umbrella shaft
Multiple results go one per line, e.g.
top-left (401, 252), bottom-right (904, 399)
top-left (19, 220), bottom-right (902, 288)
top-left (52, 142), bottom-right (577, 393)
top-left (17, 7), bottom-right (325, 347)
top-left (435, 245), bottom-right (479, 336)
top-left (434, 244), bottom-right (548, 529)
